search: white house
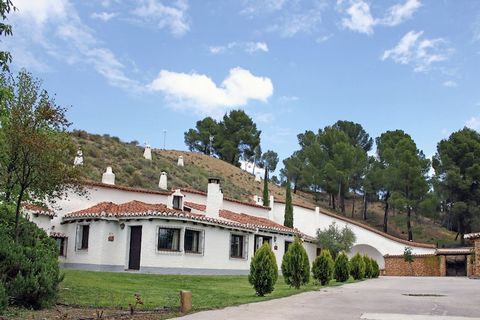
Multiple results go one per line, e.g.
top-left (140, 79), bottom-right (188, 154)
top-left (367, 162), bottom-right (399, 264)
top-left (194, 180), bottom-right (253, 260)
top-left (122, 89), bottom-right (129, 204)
top-left (24, 173), bottom-right (436, 274)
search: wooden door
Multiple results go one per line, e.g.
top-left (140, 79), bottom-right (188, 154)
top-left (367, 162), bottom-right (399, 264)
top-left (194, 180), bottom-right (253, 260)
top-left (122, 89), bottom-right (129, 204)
top-left (128, 226), bottom-right (142, 270)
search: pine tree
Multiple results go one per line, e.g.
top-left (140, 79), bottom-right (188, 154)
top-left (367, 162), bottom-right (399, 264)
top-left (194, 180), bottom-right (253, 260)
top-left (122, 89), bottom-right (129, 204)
top-left (284, 182), bottom-right (293, 228)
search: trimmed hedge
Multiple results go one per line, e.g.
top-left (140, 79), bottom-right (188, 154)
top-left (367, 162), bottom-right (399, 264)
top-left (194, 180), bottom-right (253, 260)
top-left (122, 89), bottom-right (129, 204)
top-left (249, 243), bottom-right (278, 296)
top-left (312, 249), bottom-right (334, 286)
top-left (349, 253), bottom-right (366, 280)
top-left (333, 252), bottom-right (350, 282)
top-left (281, 237), bottom-right (310, 289)
top-left (371, 259), bottom-right (380, 278)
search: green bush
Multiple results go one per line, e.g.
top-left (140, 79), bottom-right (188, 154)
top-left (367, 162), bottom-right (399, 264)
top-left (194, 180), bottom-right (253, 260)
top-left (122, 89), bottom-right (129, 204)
top-left (281, 237), bottom-right (310, 289)
top-left (0, 205), bottom-right (62, 309)
top-left (248, 243), bottom-right (278, 296)
top-left (0, 282), bottom-right (7, 314)
top-left (333, 252), bottom-right (350, 282)
top-left (349, 253), bottom-right (366, 280)
top-left (363, 255), bottom-right (373, 279)
top-left (311, 249), bottom-right (334, 285)
top-left (371, 259), bottom-right (380, 278)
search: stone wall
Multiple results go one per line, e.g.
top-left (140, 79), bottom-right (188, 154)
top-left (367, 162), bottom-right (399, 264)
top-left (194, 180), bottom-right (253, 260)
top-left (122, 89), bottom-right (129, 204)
top-left (474, 239), bottom-right (480, 277)
top-left (384, 254), bottom-right (442, 276)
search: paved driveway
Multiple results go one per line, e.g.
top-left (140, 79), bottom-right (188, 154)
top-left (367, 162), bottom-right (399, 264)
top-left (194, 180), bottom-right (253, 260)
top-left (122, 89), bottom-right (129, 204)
top-left (175, 277), bottom-right (480, 320)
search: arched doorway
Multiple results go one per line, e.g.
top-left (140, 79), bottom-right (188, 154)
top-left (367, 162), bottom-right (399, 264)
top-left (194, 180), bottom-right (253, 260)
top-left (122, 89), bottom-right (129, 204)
top-left (349, 244), bottom-right (385, 269)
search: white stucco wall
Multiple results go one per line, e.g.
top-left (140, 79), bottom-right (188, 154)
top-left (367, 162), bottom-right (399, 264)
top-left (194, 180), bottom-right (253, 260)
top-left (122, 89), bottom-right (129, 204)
top-left (28, 214), bottom-right (52, 234)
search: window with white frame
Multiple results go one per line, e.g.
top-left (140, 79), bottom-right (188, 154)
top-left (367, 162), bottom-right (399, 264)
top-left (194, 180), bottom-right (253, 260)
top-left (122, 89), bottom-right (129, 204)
top-left (157, 227), bottom-right (181, 251)
top-left (55, 237), bottom-right (67, 256)
top-left (76, 224), bottom-right (89, 250)
top-left (230, 233), bottom-right (248, 259)
top-left (184, 229), bottom-right (203, 254)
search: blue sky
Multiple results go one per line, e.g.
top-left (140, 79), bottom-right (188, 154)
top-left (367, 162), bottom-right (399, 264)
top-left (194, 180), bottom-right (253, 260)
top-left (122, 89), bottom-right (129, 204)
top-left (4, 0), bottom-right (480, 167)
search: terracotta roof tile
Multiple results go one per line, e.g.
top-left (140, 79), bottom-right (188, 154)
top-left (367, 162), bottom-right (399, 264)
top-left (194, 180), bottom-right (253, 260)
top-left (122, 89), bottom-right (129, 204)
top-left (184, 201), bottom-right (206, 212)
top-left (465, 232), bottom-right (480, 240)
top-left (82, 180), bottom-right (173, 196)
top-left (181, 188), bottom-right (270, 210)
top-left (219, 209), bottom-right (296, 234)
top-left (22, 203), bottom-right (55, 217)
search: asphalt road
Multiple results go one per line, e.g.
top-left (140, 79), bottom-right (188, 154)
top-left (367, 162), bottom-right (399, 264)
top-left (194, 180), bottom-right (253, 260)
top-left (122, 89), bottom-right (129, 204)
top-left (174, 277), bottom-right (480, 320)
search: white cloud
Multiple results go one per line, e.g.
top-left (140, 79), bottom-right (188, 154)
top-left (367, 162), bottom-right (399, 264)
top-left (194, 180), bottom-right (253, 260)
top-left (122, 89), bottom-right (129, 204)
top-left (443, 80), bottom-right (458, 87)
top-left (91, 11), bottom-right (118, 21)
top-left (342, 1), bottom-right (375, 35)
top-left (340, 0), bottom-right (421, 35)
top-left (9, 0), bottom-right (138, 90)
top-left (254, 112), bottom-right (275, 123)
top-left (270, 5), bottom-right (326, 37)
top-left (382, 30), bottom-right (452, 72)
top-left (466, 116), bottom-right (480, 130)
top-left (316, 34), bottom-right (333, 43)
top-left (132, 0), bottom-right (190, 37)
top-left (148, 67), bottom-right (274, 115)
top-left (241, 0), bottom-right (287, 16)
top-left (209, 42), bottom-right (269, 55)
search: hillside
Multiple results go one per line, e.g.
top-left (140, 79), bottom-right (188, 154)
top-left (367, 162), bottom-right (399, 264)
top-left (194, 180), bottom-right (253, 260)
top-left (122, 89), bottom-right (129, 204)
top-left (72, 131), bottom-right (458, 246)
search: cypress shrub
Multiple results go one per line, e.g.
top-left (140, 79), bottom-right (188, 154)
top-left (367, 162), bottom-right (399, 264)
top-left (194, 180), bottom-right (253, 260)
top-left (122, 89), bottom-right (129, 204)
top-left (363, 255), bottom-right (373, 279)
top-left (249, 243), bottom-right (278, 296)
top-left (284, 182), bottom-right (293, 228)
top-left (312, 249), bottom-right (334, 285)
top-left (281, 237), bottom-right (310, 289)
top-left (333, 252), bottom-right (350, 282)
top-left (0, 205), bottom-right (62, 309)
top-left (371, 259), bottom-right (380, 278)
top-left (349, 253), bottom-right (366, 280)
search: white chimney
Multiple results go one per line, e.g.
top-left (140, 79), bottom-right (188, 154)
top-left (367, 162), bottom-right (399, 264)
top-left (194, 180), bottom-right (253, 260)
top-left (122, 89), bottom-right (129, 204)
top-left (159, 171), bottom-right (168, 190)
top-left (74, 149), bottom-right (83, 166)
top-left (177, 155), bottom-right (184, 167)
top-left (143, 144), bottom-right (152, 160)
top-left (315, 206), bottom-right (320, 214)
top-left (255, 173), bottom-right (261, 182)
top-left (269, 195), bottom-right (274, 209)
top-left (206, 178), bottom-right (223, 218)
top-left (102, 167), bottom-right (115, 185)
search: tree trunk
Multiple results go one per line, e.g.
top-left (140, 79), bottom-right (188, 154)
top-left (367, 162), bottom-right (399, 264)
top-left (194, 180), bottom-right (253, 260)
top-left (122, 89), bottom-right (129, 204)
top-left (332, 193), bottom-right (336, 210)
top-left (362, 192), bottom-right (368, 220)
top-left (383, 192), bottom-right (390, 233)
top-left (407, 206), bottom-right (413, 241)
top-left (351, 191), bottom-right (355, 218)
top-left (14, 187), bottom-right (26, 243)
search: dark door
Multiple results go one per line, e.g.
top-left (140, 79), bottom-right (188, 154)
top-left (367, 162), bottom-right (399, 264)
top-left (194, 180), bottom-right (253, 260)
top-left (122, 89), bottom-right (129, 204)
top-left (446, 255), bottom-right (466, 276)
top-left (128, 226), bottom-right (142, 270)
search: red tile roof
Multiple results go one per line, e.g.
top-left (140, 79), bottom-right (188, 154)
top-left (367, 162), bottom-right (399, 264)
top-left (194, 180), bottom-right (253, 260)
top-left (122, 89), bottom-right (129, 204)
top-left (219, 209), bottom-right (298, 234)
top-left (22, 203), bottom-right (55, 217)
top-left (184, 201), bottom-right (206, 212)
top-left (465, 232), bottom-right (480, 240)
top-left (181, 188), bottom-right (270, 210)
top-left (63, 201), bottom-right (255, 231)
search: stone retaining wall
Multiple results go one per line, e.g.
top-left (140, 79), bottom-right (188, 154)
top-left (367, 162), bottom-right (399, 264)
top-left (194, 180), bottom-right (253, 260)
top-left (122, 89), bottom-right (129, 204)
top-left (384, 254), bottom-right (442, 276)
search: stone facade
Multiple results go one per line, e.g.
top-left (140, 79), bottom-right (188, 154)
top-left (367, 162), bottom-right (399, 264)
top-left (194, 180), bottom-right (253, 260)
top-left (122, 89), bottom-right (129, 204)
top-left (475, 239), bottom-right (480, 277)
top-left (384, 255), bottom-right (442, 276)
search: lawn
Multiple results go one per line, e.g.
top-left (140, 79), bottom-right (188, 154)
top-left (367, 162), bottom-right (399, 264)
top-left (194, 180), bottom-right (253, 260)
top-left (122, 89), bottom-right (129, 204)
top-left (59, 269), bottom-right (352, 312)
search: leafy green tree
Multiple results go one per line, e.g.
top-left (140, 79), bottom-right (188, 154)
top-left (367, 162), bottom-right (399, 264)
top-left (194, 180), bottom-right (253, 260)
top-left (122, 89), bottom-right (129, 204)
top-left (284, 182), bottom-right (294, 228)
top-left (432, 128), bottom-right (480, 243)
top-left (248, 243), bottom-right (278, 296)
top-left (316, 222), bottom-right (356, 258)
top-left (215, 110), bottom-right (261, 166)
top-left (281, 237), bottom-right (310, 289)
top-left (261, 150), bottom-right (278, 206)
top-left (0, 70), bottom-right (81, 241)
top-left (375, 130), bottom-right (429, 239)
top-left (311, 249), bottom-right (334, 285)
top-left (333, 252), bottom-right (350, 282)
top-left (349, 253), bottom-right (366, 280)
top-left (0, 0), bottom-right (14, 71)
top-left (184, 117), bottom-right (219, 155)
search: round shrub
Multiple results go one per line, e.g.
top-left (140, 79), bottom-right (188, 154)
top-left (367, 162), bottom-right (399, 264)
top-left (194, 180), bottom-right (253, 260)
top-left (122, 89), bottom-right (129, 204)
top-left (312, 249), bottom-right (334, 286)
top-left (363, 255), bottom-right (373, 279)
top-left (371, 259), bottom-right (380, 278)
top-left (0, 205), bottom-right (62, 310)
top-left (349, 253), bottom-right (366, 280)
top-left (281, 237), bottom-right (310, 289)
top-left (333, 252), bottom-right (350, 282)
top-left (249, 243), bottom-right (278, 296)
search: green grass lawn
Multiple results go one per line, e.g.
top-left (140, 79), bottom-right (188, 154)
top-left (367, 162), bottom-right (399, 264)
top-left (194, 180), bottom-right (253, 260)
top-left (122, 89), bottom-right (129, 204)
top-left (59, 269), bottom-right (354, 312)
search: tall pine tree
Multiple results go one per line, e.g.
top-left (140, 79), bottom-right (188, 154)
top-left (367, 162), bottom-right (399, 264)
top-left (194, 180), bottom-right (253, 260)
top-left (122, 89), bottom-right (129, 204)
top-left (284, 182), bottom-right (293, 228)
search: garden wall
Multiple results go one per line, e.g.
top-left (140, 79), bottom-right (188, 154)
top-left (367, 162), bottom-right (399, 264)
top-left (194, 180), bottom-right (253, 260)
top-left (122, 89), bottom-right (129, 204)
top-left (384, 254), bottom-right (443, 276)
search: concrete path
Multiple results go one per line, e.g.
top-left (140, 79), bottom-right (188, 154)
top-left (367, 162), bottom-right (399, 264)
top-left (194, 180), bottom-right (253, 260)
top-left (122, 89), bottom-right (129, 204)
top-left (174, 277), bottom-right (480, 320)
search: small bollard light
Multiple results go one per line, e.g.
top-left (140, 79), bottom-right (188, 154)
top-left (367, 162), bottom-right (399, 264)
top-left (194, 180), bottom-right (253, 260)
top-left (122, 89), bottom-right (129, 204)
top-left (180, 290), bottom-right (192, 313)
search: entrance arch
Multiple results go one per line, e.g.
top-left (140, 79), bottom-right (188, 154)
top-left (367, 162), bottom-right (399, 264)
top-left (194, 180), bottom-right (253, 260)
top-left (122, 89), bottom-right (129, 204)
top-left (348, 244), bottom-right (385, 269)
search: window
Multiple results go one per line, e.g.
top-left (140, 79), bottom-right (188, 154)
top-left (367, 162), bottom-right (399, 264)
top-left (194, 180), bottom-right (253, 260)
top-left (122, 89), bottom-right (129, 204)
top-left (230, 234), bottom-right (246, 259)
top-left (76, 225), bottom-right (89, 250)
top-left (173, 196), bottom-right (182, 210)
top-left (254, 235), bottom-right (272, 253)
top-left (285, 241), bottom-right (292, 254)
top-left (55, 237), bottom-right (66, 256)
top-left (157, 227), bottom-right (181, 251)
top-left (184, 229), bottom-right (202, 254)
